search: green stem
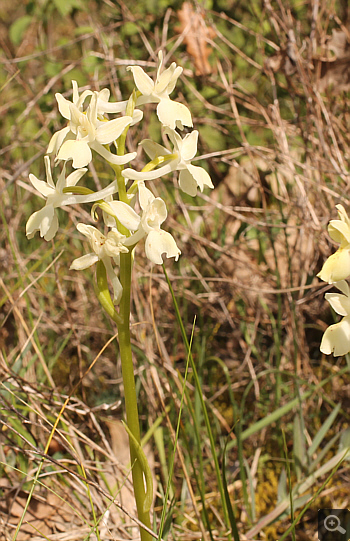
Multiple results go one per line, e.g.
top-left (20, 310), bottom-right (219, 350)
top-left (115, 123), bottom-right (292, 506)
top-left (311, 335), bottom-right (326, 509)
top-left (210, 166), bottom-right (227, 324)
top-left (117, 249), bottom-right (152, 541)
top-left (95, 89), bottom-right (152, 538)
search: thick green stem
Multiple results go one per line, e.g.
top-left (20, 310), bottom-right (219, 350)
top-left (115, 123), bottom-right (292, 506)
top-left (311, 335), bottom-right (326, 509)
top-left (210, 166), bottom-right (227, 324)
top-left (97, 89), bottom-right (152, 538)
top-left (117, 249), bottom-right (152, 541)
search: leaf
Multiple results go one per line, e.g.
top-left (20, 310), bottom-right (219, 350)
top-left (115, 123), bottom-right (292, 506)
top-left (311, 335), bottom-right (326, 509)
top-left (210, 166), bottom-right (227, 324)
top-left (307, 402), bottom-right (341, 458)
top-left (9, 16), bottom-right (32, 46)
top-left (52, 0), bottom-right (82, 17)
top-left (122, 22), bottom-right (140, 36)
top-left (277, 468), bottom-right (288, 503)
top-left (222, 435), bottom-right (241, 541)
top-left (338, 427), bottom-right (350, 459)
top-left (293, 413), bottom-right (307, 481)
top-left (175, 2), bottom-right (216, 76)
top-left (73, 25), bottom-right (94, 36)
top-left (309, 432), bottom-right (341, 473)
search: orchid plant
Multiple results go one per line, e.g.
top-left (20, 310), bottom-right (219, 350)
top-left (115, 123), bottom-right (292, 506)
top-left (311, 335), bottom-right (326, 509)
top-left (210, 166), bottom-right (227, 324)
top-left (26, 51), bottom-right (213, 540)
top-left (318, 204), bottom-right (350, 357)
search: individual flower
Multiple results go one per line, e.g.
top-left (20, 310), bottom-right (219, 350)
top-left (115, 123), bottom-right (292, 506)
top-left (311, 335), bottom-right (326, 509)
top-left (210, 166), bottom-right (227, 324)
top-left (127, 51), bottom-right (192, 130)
top-left (122, 128), bottom-right (213, 196)
top-left (320, 280), bottom-right (350, 356)
top-left (47, 81), bottom-right (137, 168)
top-left (26, 156), bottom-right (119, 241)
top-left (70, 224), bottom-right (128, 303)
top-left (317, 204), bottom-right (350, 283)
top-left (106, 183), bottom-right (181, 264)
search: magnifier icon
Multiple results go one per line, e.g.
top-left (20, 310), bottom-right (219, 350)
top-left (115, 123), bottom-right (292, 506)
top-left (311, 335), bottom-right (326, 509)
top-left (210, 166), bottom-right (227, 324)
top-left (324, 514), bottom-right (346, 534)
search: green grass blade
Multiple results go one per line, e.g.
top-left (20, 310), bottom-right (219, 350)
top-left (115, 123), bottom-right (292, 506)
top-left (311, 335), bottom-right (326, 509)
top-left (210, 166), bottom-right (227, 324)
top-left (222, 435), bottom-right (240, 541)
top-left (157, 318), bottom-right (193, 541)
top-left (307, 402), bottom-right (341, 458)
top-left (163, 264), bottom-right (231, 538)
top-left (293, 413), bottom-right (307, 481)
top-left (239, 392), bottom-right (312, 443)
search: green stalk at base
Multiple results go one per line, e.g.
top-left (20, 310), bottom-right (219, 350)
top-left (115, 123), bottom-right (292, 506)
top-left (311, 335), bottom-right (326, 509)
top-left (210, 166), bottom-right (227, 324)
top-left (117, 249), bottom-right (152, 541)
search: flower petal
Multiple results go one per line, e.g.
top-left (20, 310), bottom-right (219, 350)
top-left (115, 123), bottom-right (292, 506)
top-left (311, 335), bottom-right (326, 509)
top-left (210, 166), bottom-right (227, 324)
top-left (55, 93), bottom-right (72, 119)
top-left (138, 182), bottom-right (155, 210)
top-left (145, 230), bottom-right (180, 264)
top-left (328, 220), bottom-right (350, 244)
top-left (76, 223), bottom-right (100, 239)
top-left (140, 139), bottom-right (171, 160)
top-left (131, 109), bottom-right (143, 125)
top-left (124, 228), bottom-right (145, 247)
top-left (96, 116), bottom-right (133, 145)
top-left (29, 174), bottom-right (54, 198)
top-left (70, 253), bottom-right (99, 270)
top-left (164, 127), bottom-right (183, 152)
top-left (104, 230), bottom-right (128, 258)
top-left (42, 213), bottom-right (58, 241)
top-left (57, 140), bottom-right (92, 168)
top-left (65, 168), bottom-right (88, 187)
top-left (155, 63), bottom-right (177, 94)
top-left (186, 163), bottom-right (214, 191)
top-left (107, 201), bottom-right (141, 231)
top-left (26, 205), bottom-right (56, 239)
top-left (97, 98), bottom-right (128, 114)
top-left (317, 248), bottom-right (350, 283)
top-left (155, 50), bottom-right (164, 82)
top-left (90, 141), bottom-right (136, 165)
top-left (47, 126), bottom-right (71, 155)
top-left (334, 280), bottom-right (350, 297)
top-left (122, 161), bottom-right (176, 181)
top-left (325, 291), bottom-right (350, 316)
top-left (167, 66), bottom-right (183, 95)
top-left (336, 204), bottom-right (350, 227)
top-left (58, 180), bottom-right (118, 207)
top-left (320, 316), bottom-right (350, 356)
top-left (328, 219), bottom-right (350, 245)
top-left (141, 198), bottom-right (167, 232)
top-left (103, 257), bottom-right (123, 303)
top-left (127, 66), bottom-right (155, 95)
top-left (181, 131), bottom-right (199, 161)
top-left (178, 169), bottom-right (199, 197)
top-left (156, 99), bottom-right (192, 130)
top-left (55, 162), bottom-right (69, 193)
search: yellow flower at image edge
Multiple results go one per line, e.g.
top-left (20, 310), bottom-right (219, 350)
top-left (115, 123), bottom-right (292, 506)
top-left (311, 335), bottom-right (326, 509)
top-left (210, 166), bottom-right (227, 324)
top-left (317, 248), bottom-right (350, 284)
top-left (320, 280), bottom-right (350, 356)
top-left (317, 204), bottom-right (350, 283)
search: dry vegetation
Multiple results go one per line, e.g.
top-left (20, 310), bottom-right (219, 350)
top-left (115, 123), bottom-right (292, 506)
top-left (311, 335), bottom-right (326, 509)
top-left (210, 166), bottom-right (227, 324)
top-left (1, 0), bottom-right (350, 539)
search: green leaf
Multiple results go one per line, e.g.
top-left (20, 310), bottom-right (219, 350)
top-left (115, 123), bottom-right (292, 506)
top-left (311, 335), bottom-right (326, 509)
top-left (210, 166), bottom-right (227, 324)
top-left (338, 428), bottom-right (350, 460)
top-left (74, 25), bottom-right (94, 36)
top-left (52, 0), bottom-right (82, 17)
top-left (293, 413), bottom-right (307, 481)
top-left (234, 391), bottom-right (313, 445)
top-left (277, 468), bottom-right (288, 503)
top-left (122, 22), bottom-right (140, 36)
top-left (307, 402), bottom-right (341, 458)
top-left (9, 16), bottom-right (32, 46)
top-left (222, 435), bottom-right (241, 541)
top-left (309, 432), bottom-right (341, 473)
